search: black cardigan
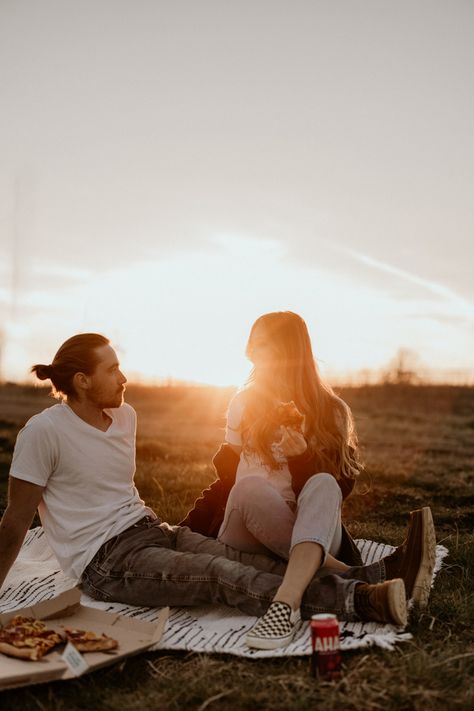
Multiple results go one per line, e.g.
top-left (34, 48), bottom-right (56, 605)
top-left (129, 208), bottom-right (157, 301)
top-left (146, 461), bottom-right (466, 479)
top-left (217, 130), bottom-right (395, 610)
top-left (180, 443), bottom-right (362, 566)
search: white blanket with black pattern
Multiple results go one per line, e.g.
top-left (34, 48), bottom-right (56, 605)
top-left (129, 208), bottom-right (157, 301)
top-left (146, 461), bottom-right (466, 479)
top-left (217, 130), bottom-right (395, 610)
top-left (0, 528), bottom-right (448, 658)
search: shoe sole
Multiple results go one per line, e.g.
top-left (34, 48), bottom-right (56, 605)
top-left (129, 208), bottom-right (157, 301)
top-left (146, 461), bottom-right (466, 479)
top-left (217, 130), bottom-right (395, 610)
top-left (245, 632), bottom-right (295, 650)
top-left (410, 507), bottom-right (436, 608)
top-left (387, 578), bottom-right (408, 626)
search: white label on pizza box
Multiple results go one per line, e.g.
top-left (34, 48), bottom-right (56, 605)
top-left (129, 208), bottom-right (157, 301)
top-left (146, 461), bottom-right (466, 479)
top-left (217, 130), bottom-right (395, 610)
top-left (61, 642), bottom-right (89, 677)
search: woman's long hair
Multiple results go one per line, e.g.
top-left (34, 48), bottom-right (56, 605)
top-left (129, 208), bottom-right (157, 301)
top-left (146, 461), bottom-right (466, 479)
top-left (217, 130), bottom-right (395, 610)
top-left (239, 311), bottom-right (361, 480)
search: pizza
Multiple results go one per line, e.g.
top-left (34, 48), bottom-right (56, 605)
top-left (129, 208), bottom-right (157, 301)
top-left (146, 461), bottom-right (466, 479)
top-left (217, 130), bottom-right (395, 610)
top-left (0, 615), bottom-right (64, 661)
top-left (0, 615), bottom-right (119, 660)
top-left (64, 628), bottom-right (119, 653)
top-left (273, 401), bottom-right (305, 433)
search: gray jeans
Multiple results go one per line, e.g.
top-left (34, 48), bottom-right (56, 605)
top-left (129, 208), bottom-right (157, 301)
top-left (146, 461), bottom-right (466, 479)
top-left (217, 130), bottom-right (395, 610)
top-left (217, 473), bottom-right (343, 562)
top-left (80, 516), bottom-right (384, 621)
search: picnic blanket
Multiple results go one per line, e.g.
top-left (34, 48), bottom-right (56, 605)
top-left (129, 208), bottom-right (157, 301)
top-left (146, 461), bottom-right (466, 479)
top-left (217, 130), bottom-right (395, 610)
top-left (0, 528), bottom-right (448, 658)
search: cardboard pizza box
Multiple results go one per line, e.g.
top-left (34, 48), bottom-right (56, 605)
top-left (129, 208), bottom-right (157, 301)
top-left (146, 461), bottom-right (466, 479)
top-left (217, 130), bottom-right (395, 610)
top-left (0, 588), bottom-right (168, 690)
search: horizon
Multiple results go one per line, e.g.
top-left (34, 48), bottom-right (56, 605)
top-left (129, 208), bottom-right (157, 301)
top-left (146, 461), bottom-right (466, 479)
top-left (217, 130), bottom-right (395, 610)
top-left (2, 358), bottom-right (472, 389)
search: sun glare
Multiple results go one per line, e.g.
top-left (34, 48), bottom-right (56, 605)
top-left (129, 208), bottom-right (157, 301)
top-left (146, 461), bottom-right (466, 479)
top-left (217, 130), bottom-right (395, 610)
top-left (2, 239), bottom-right (473, 386)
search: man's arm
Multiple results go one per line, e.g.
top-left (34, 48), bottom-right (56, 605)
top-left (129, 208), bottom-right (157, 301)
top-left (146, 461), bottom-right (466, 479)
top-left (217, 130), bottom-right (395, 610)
top-left (0, 477), bottom-right (45, 592)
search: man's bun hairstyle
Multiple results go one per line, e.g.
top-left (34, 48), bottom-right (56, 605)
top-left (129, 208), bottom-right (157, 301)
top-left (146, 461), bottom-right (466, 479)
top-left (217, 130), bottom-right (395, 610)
top-left (31, 333), bottom-right (110, 399)
top-left (31, 363), bottom-right (54, 381)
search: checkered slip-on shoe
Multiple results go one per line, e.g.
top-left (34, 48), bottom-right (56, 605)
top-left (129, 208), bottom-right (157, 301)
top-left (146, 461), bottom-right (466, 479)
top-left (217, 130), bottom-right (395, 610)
top-left (245, 601), bottom-right (301, 650)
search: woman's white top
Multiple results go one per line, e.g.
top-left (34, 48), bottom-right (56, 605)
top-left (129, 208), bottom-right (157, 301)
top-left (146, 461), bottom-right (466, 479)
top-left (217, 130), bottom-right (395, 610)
top-left (225, 390), bottom-right (296, 504)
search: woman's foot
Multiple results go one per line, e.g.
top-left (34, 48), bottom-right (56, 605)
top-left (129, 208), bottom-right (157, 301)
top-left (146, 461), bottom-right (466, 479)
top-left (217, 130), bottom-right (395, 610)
top-left (245, 601), bottom-right (301, 650)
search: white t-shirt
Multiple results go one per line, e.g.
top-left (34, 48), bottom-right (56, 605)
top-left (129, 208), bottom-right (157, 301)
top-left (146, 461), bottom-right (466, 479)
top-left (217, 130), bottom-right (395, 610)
top-left (10, 402), bottom-right (152, 580)
top-left (225, 391), bottom-right (296, 504)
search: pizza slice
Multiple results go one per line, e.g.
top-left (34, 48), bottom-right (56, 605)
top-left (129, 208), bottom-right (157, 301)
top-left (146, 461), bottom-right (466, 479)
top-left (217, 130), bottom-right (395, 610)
top-left (0, 615), bottom-right (64, 661)
top-left (64, 628), bottom-right (119, 653)
top-left (273, 401), bottom-right (305, 433)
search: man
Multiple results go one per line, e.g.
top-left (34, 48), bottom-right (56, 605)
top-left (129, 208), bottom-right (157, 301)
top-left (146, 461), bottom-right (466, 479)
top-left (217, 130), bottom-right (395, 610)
top-left (0, 334), bottom-right (437, 650)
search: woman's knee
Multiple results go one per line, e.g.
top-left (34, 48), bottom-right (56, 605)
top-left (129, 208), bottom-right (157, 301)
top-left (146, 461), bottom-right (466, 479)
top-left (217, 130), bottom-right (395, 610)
top-left (300, 472), bottom-right (342, 502)
top-left (228, 476), bottom-right (273, 505)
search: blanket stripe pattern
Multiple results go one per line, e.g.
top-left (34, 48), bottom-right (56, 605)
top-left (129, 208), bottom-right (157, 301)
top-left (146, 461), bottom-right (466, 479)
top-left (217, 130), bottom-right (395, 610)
top-left (0, 528), bottom-right (448, 658)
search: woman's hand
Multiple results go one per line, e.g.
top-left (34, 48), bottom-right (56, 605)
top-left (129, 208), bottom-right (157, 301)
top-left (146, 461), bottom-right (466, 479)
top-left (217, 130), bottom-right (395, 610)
top-left (276, 426), bottom-right (307, 457)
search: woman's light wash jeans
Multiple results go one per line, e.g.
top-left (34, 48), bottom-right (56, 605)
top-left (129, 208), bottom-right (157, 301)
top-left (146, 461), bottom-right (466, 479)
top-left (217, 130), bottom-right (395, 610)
top-left (80, 514), bottom-right (384, 622)
top-left (217, 473), bottom-right (343, 562)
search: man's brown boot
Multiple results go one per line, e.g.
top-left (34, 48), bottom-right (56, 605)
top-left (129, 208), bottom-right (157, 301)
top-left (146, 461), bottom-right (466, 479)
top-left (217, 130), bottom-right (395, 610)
top-left (382, 507), bottom-right (436, 608)
top-left (354, 579), bottom-right (407, 626)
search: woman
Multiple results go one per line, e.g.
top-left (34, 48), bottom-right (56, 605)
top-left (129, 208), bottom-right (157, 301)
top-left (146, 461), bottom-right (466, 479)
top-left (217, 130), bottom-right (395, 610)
top-left (182, 311), bottom-right (362, 558)
top-left (219, 311), bottom-right (362, 562)
top-left (180, 311), bottom-right (382, 647)
top-left (181, 312), bottom-right (436, 649)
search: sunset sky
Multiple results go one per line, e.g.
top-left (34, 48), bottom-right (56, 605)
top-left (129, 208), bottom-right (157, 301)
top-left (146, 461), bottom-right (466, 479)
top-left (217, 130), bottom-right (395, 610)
top-left (1, 0), bottom-right (473, 386)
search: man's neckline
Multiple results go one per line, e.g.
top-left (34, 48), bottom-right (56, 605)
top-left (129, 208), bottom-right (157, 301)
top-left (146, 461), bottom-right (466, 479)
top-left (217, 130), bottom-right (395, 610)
top-left (63, 402), bottom-right (114, 433)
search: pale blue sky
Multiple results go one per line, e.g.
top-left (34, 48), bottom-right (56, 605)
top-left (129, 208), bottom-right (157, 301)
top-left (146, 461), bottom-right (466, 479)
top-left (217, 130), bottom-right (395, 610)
top-left (0, 0), bottom-right (473, 384)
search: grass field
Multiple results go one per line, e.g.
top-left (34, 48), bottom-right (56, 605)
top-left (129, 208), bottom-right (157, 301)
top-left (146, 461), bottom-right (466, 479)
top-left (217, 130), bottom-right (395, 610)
top-left (0, 383), bottom-right (473, 710)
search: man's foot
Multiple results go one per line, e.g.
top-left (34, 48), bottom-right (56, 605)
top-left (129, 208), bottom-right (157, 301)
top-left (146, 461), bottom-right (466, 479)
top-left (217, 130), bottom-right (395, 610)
top-left (382, 507), bottom-right (436, 607)
top-left (354, 579), bottom-right (407, 626)
top-left (245, 601), bottom-right (301, 650)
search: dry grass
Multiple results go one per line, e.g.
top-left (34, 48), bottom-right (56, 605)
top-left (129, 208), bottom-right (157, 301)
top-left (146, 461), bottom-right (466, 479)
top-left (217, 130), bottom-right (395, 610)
top-left (0, 382), bottom-right (473, 710)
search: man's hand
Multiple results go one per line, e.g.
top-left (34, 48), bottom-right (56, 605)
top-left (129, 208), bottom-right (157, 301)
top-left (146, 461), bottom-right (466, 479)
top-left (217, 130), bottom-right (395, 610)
top-left (276, 426), bottom-right (308, 457)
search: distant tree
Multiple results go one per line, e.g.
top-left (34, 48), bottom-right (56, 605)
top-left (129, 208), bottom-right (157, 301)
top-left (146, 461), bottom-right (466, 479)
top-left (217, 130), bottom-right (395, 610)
top-left (382, 348), bottom-right (423, 385)
top-left (355, 368), bottom-right (375, 386)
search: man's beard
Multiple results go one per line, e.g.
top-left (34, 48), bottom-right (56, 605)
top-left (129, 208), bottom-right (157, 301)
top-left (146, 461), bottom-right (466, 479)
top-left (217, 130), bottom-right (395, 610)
top-left (90, 386), bottom-right (124, 409)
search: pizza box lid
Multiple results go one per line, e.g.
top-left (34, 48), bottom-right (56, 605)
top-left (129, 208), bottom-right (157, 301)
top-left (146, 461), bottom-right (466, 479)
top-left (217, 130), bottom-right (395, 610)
top-left (0, 587), bottom-right (168, 690)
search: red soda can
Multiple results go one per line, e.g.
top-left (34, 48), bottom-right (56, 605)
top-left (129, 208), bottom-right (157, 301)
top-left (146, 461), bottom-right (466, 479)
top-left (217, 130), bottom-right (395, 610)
top-left (310, 613), bottom-right (341, 680)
